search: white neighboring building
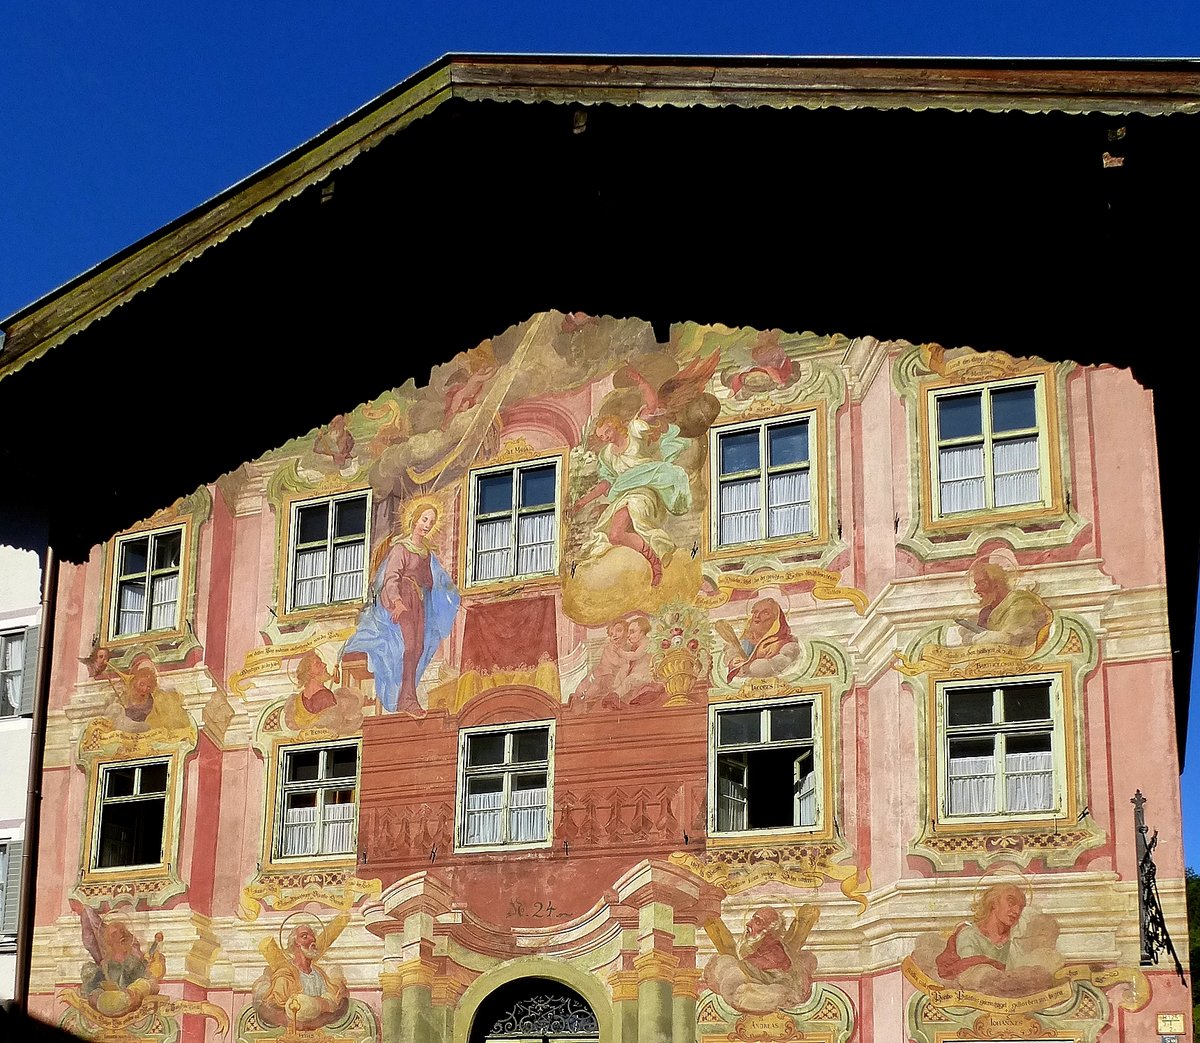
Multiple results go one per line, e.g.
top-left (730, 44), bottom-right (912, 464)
top-left (0, 546), bottom-right (39, 1000)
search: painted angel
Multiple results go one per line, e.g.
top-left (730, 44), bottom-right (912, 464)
top-left (574, 354), bottom-right (719, 585)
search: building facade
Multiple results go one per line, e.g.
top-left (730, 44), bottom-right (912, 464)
top-left (25, 313), bottom-right (1191, 1042)
top-left (0, 546), bottom-right (41, 999)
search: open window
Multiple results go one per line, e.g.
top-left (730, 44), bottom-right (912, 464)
top-left (711, 698), bottom-right (820, 836)
top-left (92, 759), bottom-right (170, 870)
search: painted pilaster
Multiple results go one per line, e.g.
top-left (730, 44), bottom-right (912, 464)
top-left (609, 969), bottom-right (640, 1043)
top-left (635, 950), bottom-right (678, 1043)
top-left (380, 969), bottom-right (404, 1043)
top-left (671, 965), bottom-right (702, 1043)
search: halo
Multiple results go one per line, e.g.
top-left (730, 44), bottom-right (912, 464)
top-left (969, 862), bottom-right (1034, 916)
top-left (278, 909), bottom-right (327, 952)
top-left (401, 494), bottom-right (445, 541)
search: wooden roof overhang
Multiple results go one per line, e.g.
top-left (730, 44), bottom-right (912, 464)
top-left (1, 55), bottom-right (1197, 749)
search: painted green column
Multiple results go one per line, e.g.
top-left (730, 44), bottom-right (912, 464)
top-left (380, 970), bottom-right (404, 1043)
top-left (609, 970), bottom-right (640, 1043)
top-left (634, 951), bottom-right (676, 1043)
top-left (672, 968), bottom-right (701, 1043)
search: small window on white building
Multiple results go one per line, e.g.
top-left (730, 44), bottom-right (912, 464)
top-left (458, 723), bottom-right (553, 848)
top-left (275, 742), bottom-right (360, 858)
top-left (0, 631), bottom-right (26, 718)
top-left (711, 698), bottom-right (820, 835)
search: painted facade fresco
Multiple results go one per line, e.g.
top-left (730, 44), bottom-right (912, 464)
top-left (26, 312), bottom-right (1190, 1042)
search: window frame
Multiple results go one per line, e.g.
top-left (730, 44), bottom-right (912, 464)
top-left (935, 673), bottom-right (1068, 826)
top-left (272, 739), bottom-right (362, 862)
top-left (0, 630), bottom-right (24, 719)
top-left (285, 490), bottom-right (371, 614)
top-left (89, 757), bottom-right (172, 873)
top-left (707, 694), bottom-right (825, 841)
top-left (107, 525), bottom-right (186, 640)
top-left (707, 409), bottom-right (823, 557)
top-left (925, 374), bottom-right (1054, 524)
top-left (455, 720), bottom-right (555, 852)
top-left (464, 455), bottom-right (563, 590)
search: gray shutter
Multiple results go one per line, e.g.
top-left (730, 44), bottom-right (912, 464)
top-left (18, 625), bottom-right (39, 716)
top-left (2, 840), bottom-right (22, 935)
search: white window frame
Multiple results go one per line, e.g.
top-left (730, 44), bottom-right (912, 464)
top-left (273, 740), bottom-right (361, 861)
top-left (927, 375), bottom-right (1052, 520)
top-left (710, 411), bottom-right (816, 550)
top-left (465, 457), bottom-right (561, 587)
top-left (708, 695), bottom-right (823, 838)
top-left (0, 630), bottom-right (24, 719)
top-left (91, 758), bottom-right (171, 872)
top-left (937, 674), bottom-right (1066, 824)
top-left (455, 720), bottom-right (555, 852)
top-left (109, 526), bottom-right (185, 638)
top-left (286, 491), bottom-right (371, 612)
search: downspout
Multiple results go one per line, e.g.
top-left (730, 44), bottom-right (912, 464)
top-left (13, 545), bottom-right (58, 1010)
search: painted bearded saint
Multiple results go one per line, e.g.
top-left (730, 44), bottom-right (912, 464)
top-left (253, 913), bottom-right (350, 1031)
top-left (703, 905), bottom-right (819, 1013)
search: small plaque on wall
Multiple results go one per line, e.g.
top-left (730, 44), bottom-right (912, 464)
top-left (1157, 1012), bottom-right (1185, 1033)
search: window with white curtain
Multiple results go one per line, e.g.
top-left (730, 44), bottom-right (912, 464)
top-left (931, 380), bottom-right (1047, 518)
top-left (288, 492), bottom-right (369, 611)
top-left (468, 459), bottom-right (559, 585)
top-left (713, 415), bottom-right (814, 549)
top-left (94, 760), bottom-right (170, 869)
top-left (941, 679), bottom-right (1059, 819)
top-left (275, 743), bottom-right (359, 859)
top-left (110, 527), bottom-right (184, 637)
top-left (0, 631), bottom-right (24, 718)
top-left (458, 723), bottom-right (552, 848)
top-left (711, 698), bottom-right (820, 835)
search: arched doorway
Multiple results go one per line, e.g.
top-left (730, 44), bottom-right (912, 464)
top-left (468, 977), bottom-right (600, 1043)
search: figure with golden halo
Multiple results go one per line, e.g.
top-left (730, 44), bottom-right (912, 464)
top-left (343, 497), bottom-right (460, 714)
top-left (252, 911), bottom-right (350, 1031)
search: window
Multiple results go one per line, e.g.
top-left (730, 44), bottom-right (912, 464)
top-left (941, 678), bottom-right (1060, 819)
top-left (458, 723), bottom-right (552, 848)
top-left (111, 527), bottom-right (183, 637)
top-left (276, 742), bottom-right (360, 859)
top-left (1, 631), bottom-right (25, 718)
top-left (93, 760), bottom-right (169, 869)
top-left (713, 415), bottom-right (813, 548)
top-left (288, 492), bottom-right (369, 610)
top-left (711, 698), bottom-right (819, 835)
top-left (468, 460), bottom-right (559, 585)
top-left (931, 379), bottom-right (1047, 517)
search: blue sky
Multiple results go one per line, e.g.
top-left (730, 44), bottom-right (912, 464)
top-left (2, 2), bottom-right (1198, 859)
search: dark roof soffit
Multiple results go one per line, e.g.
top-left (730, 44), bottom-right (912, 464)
top-left (2, 53), bottom-right (1199, 375)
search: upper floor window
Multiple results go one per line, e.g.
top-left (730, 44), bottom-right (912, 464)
top-left (713, 415), bottom-right (813, 549)
top-left (288, 492), bottom-right (369, 611)
top-left (0, 631), bottom-right (25, 718)
top-left (458, 722), bottom-right (552, 849)
top-left (931, 379), bottom-right (1048, 518)
top-left (93, 760), bottom-right (169, 870)
top-left (111, 527), bottom-right (183, 637)
top-left (467, 460), bottom-right (559, 586)
top-left (711, 697), bottom-right (820, 835)
top-left (940, 677), bottom-right (1061, 820)
top-left (276, 742), bottom-right (360, 859)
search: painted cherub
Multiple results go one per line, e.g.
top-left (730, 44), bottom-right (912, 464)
top-left (575, 620), bottom-right (631, 702)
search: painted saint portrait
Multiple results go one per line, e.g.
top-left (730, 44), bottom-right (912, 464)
top-left (908, 881), bottom-right (1068, 1000)
top-left (715, 596), bottom-right (802, 683)
top-left (703, 905), bottom-right (819, 1014)
top-left (950, 560), bottom-right (1052, 653)
top-left (282, 650), bottom-right (363, 735)
top-left (103, 654), bottom-right (191, 737)
top-left (72, 901), bottom-right (165, 1018)
top-left (252, 912), bottom-right (350, 1031)
top-left (344, 497), bottom-right (460, 715)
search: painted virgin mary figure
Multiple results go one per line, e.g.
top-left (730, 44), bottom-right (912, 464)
top-left (344, 498), bottom-right (460, 714)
